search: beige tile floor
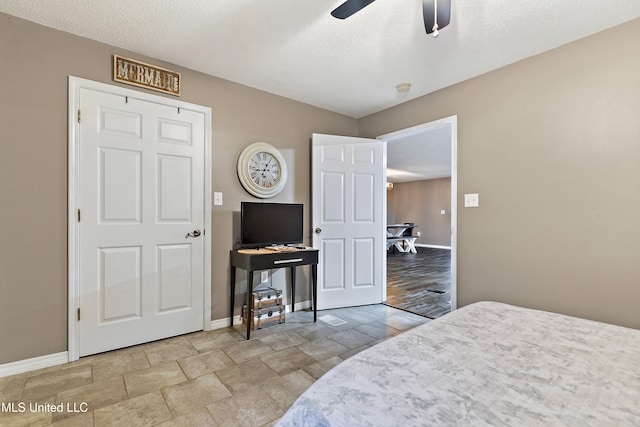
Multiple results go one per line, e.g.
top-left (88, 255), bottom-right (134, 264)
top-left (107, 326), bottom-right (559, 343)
top-left (0, 305), bottom-right (428, 427)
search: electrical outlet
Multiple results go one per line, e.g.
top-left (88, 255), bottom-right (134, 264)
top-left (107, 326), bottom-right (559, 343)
top-left (464, 193), bottom-right (479, 208)
top-left (260, 271), bottom-right (269, 283)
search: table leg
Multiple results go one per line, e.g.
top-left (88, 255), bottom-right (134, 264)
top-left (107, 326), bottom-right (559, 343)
top-left (246, 271), bottom-right (253, 340)
top-left (405, 237), bottom-right (417, 254)
top-left (290, 266), bottom-right (296, 313)
top-left (391, 227), bottom-right (407, 237)
top-left (312, 264), bottom-right (317, 322)
top-left (230, 266), bottom-right (236, 327)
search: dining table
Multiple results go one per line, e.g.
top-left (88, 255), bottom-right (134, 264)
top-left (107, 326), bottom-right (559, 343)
top-left (386, 224), bottom-right (418, 253)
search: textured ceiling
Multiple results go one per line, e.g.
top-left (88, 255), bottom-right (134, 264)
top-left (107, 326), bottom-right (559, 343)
top-left (1, 0), bottom-right (639, 118)
top-left (387, 126), bottom-right (452, 183)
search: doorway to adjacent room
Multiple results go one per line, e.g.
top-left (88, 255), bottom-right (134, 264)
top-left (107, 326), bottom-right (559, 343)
top-left (379, 116), bottom-right (457, 318)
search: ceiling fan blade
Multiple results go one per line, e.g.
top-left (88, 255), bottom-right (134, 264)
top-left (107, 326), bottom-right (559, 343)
top-left (423, 0), bottom-right (451, 34)
top-left (331, 0), bottom-right (376, 19)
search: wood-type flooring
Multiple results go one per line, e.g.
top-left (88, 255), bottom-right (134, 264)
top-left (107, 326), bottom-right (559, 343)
top-left (386, 247), bottom-right (452, 319)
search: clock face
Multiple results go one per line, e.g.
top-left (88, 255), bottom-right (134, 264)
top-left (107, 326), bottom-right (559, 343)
top-left (237, 142), bottom-right (288, 198)
top-left (248, 151), bottom-right (281, 189)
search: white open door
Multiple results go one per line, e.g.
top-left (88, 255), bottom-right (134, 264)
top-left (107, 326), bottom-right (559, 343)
top-left (311, 133), bottom-right (386, 309)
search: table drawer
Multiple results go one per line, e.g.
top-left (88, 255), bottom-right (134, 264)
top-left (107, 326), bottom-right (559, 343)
top-left (232, 249), bottom-right (318, 271)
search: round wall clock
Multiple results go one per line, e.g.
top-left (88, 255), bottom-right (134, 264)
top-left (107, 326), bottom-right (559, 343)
top-left (237, 142), bottom-right (288, 198)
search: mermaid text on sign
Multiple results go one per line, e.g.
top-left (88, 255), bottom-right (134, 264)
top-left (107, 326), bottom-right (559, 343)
top-left (113, 55), bottom-right (181, 96)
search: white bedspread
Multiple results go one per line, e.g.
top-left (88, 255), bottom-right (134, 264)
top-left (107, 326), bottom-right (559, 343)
top-left (277, 302), bottom-right (640, 426)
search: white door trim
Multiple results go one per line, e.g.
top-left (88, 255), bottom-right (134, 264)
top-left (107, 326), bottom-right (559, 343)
top-left (377, 115), bottom-right (458, 310)
top-left (67, 76), bottom-right (212, 361)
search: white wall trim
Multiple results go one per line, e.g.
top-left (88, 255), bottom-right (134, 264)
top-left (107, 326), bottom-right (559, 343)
top-left (1, 300), bottom-right (313, 376)
top-left (291, 300), bottom-right (312, 312)
top-left (211, 317), bottom-right (240, 330)
top-left (0, 352), bottom-right (69, 378)
top-left (378, 115), bottom-right (458, 311)
top-left (416, 243), bottom-right (452, 250)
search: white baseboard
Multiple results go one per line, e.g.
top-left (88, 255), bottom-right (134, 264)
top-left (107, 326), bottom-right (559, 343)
top-left (415, 243), bottom-right (452, 250)
top-left (210, 317), bottom-right (238, 330)
top-left (3, 302), bottom-right (315, 377)
top-left (210, 299), bottom-right (313, 330)
top-left (291, 300), bottom-right (312, 311)
top-left (0, 351), bottom-right (69, 378)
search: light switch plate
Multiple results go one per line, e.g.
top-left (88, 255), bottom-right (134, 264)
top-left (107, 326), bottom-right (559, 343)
top-left (464, 193), bottom-right (479, 208)
top-left (213, 192), bottom-right (223, 206)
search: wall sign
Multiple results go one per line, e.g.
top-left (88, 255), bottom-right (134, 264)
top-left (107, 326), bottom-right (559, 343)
top-left (113, 55), bottom-right (181, 96)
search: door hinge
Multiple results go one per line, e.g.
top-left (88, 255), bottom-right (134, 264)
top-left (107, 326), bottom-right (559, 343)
top-left (77, 109), bottom-right (81, 123)
top-left (77, 209), bottom-right (81, 222)
top-left (77, 308), bottom-right (80, 321)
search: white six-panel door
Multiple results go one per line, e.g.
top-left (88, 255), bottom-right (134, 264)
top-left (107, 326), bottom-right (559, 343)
top-left (311, 133), bottom-right (386, 309)
top-left (76, 87), bottom-right (206, 357)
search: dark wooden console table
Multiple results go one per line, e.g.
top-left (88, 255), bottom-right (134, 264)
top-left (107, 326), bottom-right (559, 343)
top-left (230, 248), bottom-right (319, 339)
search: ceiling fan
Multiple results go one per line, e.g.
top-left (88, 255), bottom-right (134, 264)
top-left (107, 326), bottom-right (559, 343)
top-left (331, 0), bottom-right (451, 37)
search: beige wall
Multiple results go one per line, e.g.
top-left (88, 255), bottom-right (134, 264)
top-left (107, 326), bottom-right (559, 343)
top-left (388, 178), bottom-right (451, 247)
top-left (362, 19), bottom-right (640, 329)
top-left (1, 13), bottom-right (638, 366)
top-left (0, 14), bottom-right (358, 364)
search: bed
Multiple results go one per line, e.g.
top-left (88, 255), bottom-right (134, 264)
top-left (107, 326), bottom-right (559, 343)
top-left (276, 301), bottom-right (640, 426)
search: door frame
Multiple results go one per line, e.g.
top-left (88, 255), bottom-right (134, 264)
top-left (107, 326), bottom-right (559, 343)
top-left (377, 115), bottom-right (458, 310)
top-left (67, 76), bottom-right (213, 361)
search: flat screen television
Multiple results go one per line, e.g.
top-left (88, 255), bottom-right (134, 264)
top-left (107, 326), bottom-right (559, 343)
top-left (240, 202), bottom-right (304, 248)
